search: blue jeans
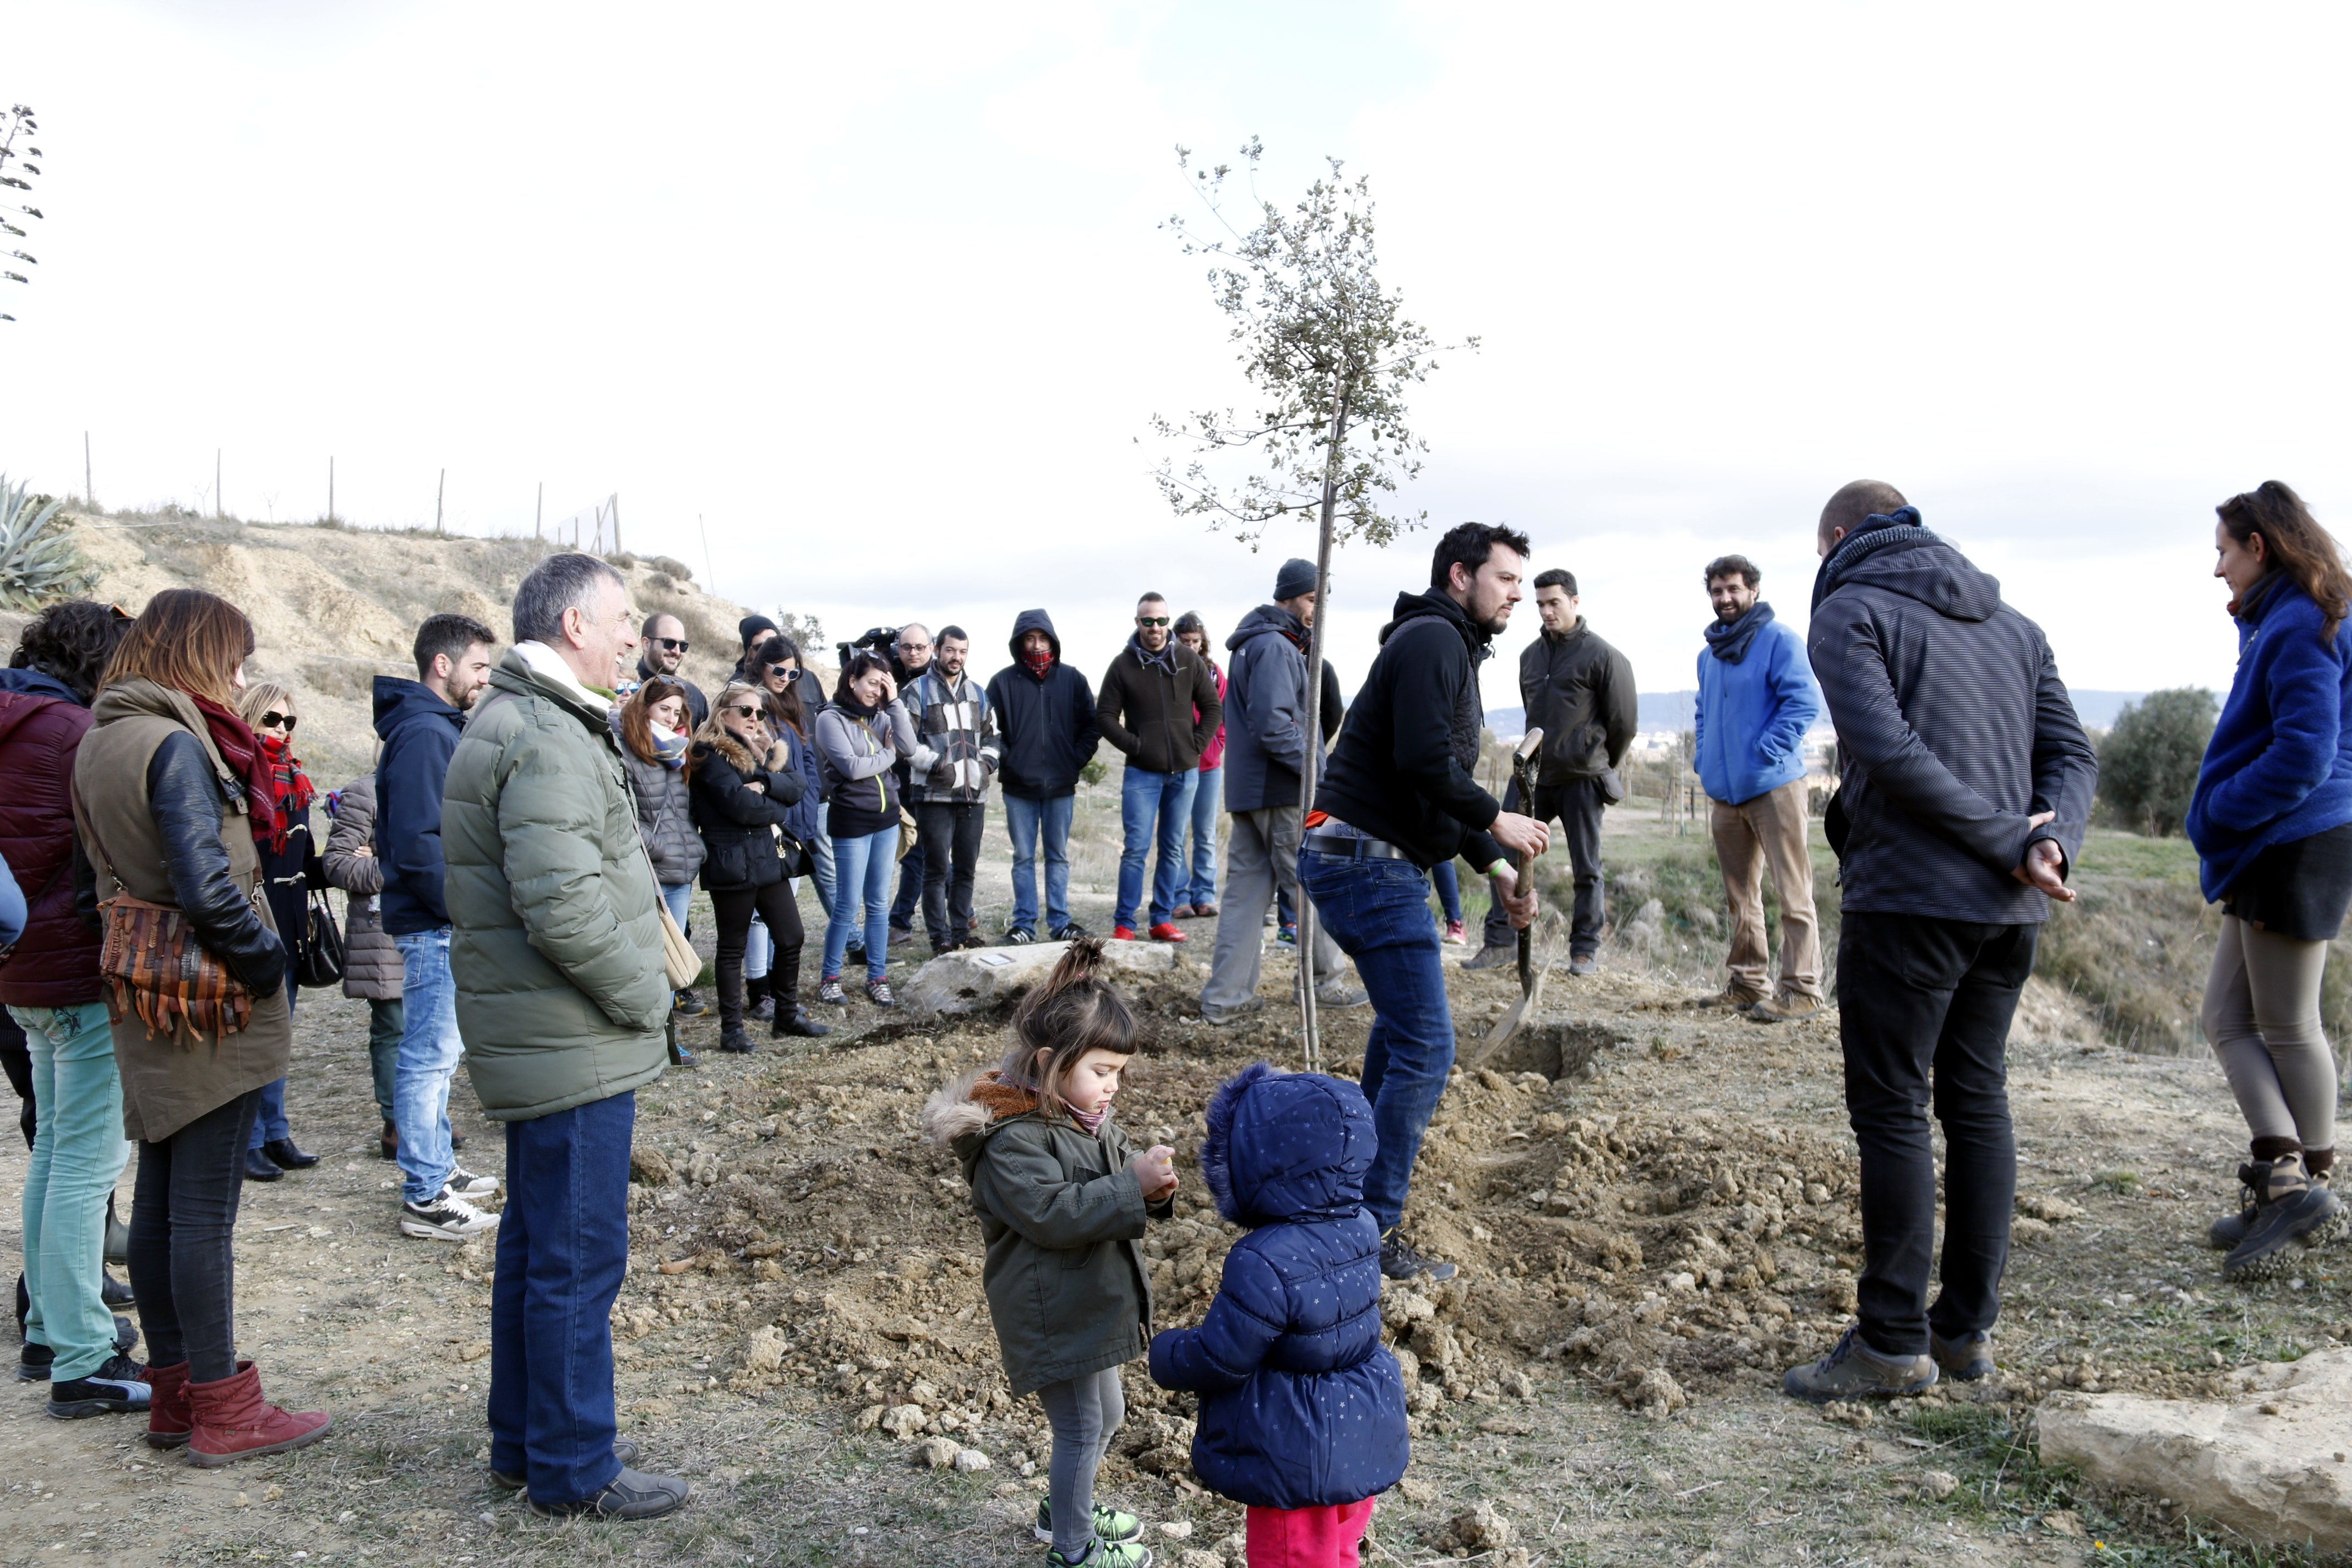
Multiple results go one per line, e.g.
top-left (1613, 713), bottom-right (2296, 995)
top-left (1117, 766), bottom-right (1197, 929)
top-left (246, 991), bottom-right (296, 1151)
top-left (394, 928), bottom-right (465, 1206)
top-left (1183, 766), bottom-right (1222, 907)
top-left (1431, 859), bottom-right (1462, 924)
top-left (808, 830), bottom-right (837, 921)
top-left (825, 826), bottom-right (897, 981)
top-left (489, 1091), bottom-right (632, 1508)
top-left (366, 998), bottom-right (404, 1124)
top-left (1003, 792), bottom-right (1075, 937)
top-left (9, 1002), bottom-right (131, 1381)
top-left (660, 882), bottom-right (691, 932)
top-left (1298, 849), bottom-right (1456, 1233)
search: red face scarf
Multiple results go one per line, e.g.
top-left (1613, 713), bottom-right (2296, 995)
top-left (254, 733), bottom-right (315, 853)
top-left (1022, 646), bottom-right (1055, 679)
top-left (189, 697), bottom-right (290, 848)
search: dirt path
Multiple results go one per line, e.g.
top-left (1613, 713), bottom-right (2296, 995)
top-left (4, 907), bottom-right (2345, 1567)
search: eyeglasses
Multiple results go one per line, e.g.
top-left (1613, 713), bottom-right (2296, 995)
top-left (652, 637), bottom-right (689, 654)
top-left (725, 703), bottom-right (760, 718)
top-left (1136, 616), bottom-right (1170, 628)
top-left (260, 711), bottom-right (297, 732)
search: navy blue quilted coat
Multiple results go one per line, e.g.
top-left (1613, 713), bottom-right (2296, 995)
top-left (1148, 1064), bottom-right (1408, 1510)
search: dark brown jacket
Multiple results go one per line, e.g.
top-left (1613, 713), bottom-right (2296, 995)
top-left (72, 678), bottom-right (291, 1142)
top-left (1096, 636), bottom-right (1223, 776)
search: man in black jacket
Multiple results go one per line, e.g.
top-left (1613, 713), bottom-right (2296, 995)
top-left (1782, 480), bottom-right (2096, 1403)
top-left (1304, 524), bottom-right (1550, 1281)
top-left (1098, 593), bottom-right (1223, 943)
top-left (375, 612), bottom-right (502, 1243)
top-left (1466, 567), bottom-right (1636, 976)
top-left (985, 609), bottom-right (1100, 944)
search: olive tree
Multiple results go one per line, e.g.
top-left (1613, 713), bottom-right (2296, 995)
top-left (2098, 688), bottom-right (2217, 836)
top-left (1150, 138), bottom-right (1472, 1061)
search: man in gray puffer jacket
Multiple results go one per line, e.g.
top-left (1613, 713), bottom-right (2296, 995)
top-left (322, 776), bottom-right (405, 1161)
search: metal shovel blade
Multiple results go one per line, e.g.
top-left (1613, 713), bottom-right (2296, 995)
top-left (1472, 957), bottom-right (1549, 1069)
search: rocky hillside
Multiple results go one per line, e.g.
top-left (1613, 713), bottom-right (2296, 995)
top-left (0, 510), bottom-right (759, 789)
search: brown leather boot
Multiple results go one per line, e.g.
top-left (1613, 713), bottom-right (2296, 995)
top-left (143, 1360), bottom-right (193, 1449)
top-left (186, 1360), bottom-right (331, 1467)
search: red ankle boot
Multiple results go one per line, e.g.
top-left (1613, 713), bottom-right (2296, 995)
top-left (186, 1360), bottom-right (331, 1467)
top-left (143, 1360), bottom-right (193, 1449)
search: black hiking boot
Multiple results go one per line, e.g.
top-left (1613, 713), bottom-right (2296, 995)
top-left (1782, 1324), bottom-right (1937, 1402)
top-left (2223, 1152), bottom-right (2349, 1282)
top-left (1379, 1228), bottom-right (1457, 1282)
top-left (2207, 1161), bottom-right (2271, 1251)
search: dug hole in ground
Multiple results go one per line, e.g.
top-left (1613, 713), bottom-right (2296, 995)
top-left (4, 795), bottom-right (2349, 1567)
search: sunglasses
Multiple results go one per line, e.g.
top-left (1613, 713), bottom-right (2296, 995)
top-left (725, 703), bottom-right (761, 718)
top-left (765, 663), bottom-right (794, 677)
top-left (652, 636), bottom-right (689, 654)
top-left (260, 711), bottom-right (297, 732)
top-left (1136, 616), bottom-right (1170, 628)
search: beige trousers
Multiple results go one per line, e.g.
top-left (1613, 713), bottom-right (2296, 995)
top-left (1710, 776), bottom-right (1822, 1000)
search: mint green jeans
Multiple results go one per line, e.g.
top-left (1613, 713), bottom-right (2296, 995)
top-left (10, 1002), bottom-right (132, 1381)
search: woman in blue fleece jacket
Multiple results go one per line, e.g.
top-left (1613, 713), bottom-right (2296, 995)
top-left (2186, 480), bottom-right (2352, 1281)
top-left (1150, 1064), bottom-right (1406, 1567)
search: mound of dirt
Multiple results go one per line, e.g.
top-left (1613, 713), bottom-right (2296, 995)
top-left (584, 959), bottom-right (2021, 1505)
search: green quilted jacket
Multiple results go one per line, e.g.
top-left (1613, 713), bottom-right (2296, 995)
top-left (443, 648), bottom-right (668, 1121)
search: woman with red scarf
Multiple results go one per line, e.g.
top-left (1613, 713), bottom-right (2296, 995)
top-left (72, 588), bottom-right (329, 1464)
top-left (233, 682), bottom-right (323, 1183)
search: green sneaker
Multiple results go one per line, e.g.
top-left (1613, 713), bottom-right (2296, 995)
top-left (1044, 1541), bottom-right (1152, 1568)
top-left (1035, 1500), bottom-right (1144, 1546)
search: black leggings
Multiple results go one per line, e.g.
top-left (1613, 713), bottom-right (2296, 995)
top-left (129, 1087), bottom-right (260, 1381)
top-left (712, 880), bottom-right (805, 1027)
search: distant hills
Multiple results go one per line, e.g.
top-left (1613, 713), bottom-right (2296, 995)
top-left (1485, 690), bottom-right (2152, 738)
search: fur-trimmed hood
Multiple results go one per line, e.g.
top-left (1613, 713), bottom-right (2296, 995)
top-left (1197, 1063), bottom-right (1375, 1228)
top-left (689, 729), bottom-right (761, 775)
top-left (920, 1066), bottom-right (1054, 1150)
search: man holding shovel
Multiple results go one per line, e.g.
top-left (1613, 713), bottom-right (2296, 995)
top-left (1300, 522), bottom-right (1550, 1282)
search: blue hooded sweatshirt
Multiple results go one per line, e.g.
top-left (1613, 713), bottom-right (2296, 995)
top-left (372, 676), bottom-right (467, 935)
top-left (1693, 603), bottom-right (1821, 807)
top-left (1148, 1064), bottom-right (1408, 1511)
top-left (2187, 573), bottom-right (2352, 901)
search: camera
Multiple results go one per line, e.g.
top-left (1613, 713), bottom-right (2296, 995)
top-left (836, 625), bottom-right (899, 668)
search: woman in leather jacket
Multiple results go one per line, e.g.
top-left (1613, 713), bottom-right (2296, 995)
top-left (688, 682), bottom-right (826, 1050)
top-left (72, 589), bottom-right (330, 1465)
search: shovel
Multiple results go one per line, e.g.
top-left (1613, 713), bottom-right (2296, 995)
top-left (1472, 728), bottom-right (1548, 1068)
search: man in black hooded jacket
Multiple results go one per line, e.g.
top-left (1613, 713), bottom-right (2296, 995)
top-left (1303, 523), bottom-right (1550, 1281)
top-left (1781, 480), bottom-right (2096, 1404)
top-left (984, 609), bottom-right (1099, 944)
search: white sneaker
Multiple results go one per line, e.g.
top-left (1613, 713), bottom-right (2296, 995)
top-left (445, 1166), bottom-right (499, 1199)
top-left (400, 1191), bottom-right (499, 1242)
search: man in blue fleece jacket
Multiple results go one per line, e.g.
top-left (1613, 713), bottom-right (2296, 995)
top-left (375, 613), bottom-right (499, 1243)
top-left (1692, 552), bottom-right (1824, 1020)
top-left (1785, 481), bottom-right (2096, 1404)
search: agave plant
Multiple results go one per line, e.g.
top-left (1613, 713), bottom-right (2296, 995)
top-left (0, 473), bottom-right (96, 608)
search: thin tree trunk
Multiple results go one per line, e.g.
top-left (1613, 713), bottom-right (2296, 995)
top-left (1298, 382), bottom-right (1348, 1070)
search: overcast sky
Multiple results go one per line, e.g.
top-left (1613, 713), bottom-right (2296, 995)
top-left (7, 1), bottom-right (2346, 712)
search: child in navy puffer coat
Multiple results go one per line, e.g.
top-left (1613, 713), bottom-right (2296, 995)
top-left (1150, 1063), bottom-right (1407, 1567)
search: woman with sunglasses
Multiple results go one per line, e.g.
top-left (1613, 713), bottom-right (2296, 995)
top-left (233, 683), bottom-right (324, 1184)
top-left (814, 650), bottom-right (916, 1007)
top-left (688, 682), bottom-right (827, 1049)
top-left (738, 636), bottom-right (830, 1016)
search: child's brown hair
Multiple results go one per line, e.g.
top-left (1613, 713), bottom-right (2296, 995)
top-left (997, 937), bottom-right (1136, 1109)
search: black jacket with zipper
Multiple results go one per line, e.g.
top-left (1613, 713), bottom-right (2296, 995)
top-left (984, 609), bottom-right (1101, 800)
top-left (1522, 618), bottom-right (1637, 783)
top-left (688, 734), bottom-right (804, 893)
top-left (1098, 635), bottom-right (1223, 775)
top-left (1314, 590), bottom-right (1506, 872)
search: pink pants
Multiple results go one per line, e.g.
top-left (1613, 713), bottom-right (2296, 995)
top-left (1246, 1498), bottom-right (1376, 1568)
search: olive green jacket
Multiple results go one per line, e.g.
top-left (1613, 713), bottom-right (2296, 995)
top-left (923, 1070), bottom-right (1170, 1396)
top-left (443, 647), bottom-right (668, 1121)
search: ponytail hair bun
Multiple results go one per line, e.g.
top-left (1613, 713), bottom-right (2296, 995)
top-left (1000, 936), bottom-right (1138, 1106)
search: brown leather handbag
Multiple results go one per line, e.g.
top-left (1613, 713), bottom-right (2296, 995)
top-left (96, 888), bottom-right (254, 1046)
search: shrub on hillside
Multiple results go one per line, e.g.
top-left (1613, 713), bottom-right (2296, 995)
top-left (2097, 688), bottom-right (2216, 836)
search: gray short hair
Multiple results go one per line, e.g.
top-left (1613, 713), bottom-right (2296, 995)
top-left (513, 552), bottom-right (624, 646)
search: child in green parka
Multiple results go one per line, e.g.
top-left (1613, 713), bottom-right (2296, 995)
top-left (921, 938), bottom-right (1177, 1568)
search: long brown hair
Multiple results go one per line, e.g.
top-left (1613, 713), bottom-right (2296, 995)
top-left (102, 589), bottom-right (255, 704)
top-left (619, 676), bottom-right (689, 765)
top-left (2219, 481), bottom-right (2352, 645)
top-left (996, 937), bottom-right (1137, 1110)
top-left (754, 635), bottom-right (809, 738)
